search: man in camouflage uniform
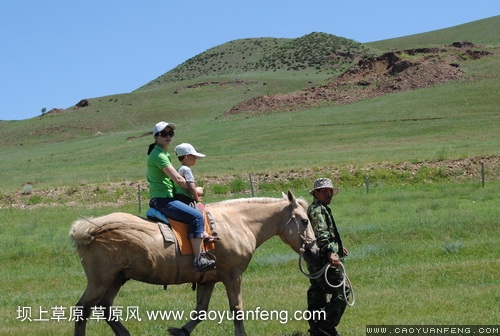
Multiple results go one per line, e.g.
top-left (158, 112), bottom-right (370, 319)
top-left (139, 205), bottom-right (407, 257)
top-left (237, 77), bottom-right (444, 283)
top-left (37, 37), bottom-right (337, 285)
top-left (306, 178), bottom-right (349, 336)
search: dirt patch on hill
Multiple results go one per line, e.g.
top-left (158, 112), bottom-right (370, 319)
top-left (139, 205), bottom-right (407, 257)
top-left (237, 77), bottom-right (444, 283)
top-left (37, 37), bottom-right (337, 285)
top-left (225, 42), bottom-right (492, 115)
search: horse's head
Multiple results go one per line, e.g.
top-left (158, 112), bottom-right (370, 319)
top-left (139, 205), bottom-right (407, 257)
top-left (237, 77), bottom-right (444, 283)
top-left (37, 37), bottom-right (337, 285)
top-left (279, 189), bottom-right (318, 254)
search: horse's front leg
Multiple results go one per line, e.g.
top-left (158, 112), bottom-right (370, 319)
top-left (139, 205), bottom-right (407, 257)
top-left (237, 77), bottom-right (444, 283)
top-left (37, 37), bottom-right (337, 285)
top-left (168, 282), bottom-right (215, 336)
top-left (223, 270), bottom-right (247, 336)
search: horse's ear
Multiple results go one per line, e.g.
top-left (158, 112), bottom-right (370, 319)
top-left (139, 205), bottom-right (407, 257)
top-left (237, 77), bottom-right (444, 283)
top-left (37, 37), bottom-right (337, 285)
top-left (287, 189), bottom-right (296, 204)
top-left (282, 191), bottom-right (287, 199)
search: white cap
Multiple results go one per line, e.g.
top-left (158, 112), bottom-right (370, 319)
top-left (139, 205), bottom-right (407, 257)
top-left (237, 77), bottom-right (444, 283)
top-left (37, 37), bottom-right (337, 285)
top-left (153, 121), bottom-right (176, 135)
top-left (174, 143), bottom-right (206, 157)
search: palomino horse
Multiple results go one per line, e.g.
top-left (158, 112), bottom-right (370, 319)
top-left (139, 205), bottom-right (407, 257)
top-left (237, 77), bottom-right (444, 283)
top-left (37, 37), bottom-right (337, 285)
top-left (69, 190), bottom-right (317, 336)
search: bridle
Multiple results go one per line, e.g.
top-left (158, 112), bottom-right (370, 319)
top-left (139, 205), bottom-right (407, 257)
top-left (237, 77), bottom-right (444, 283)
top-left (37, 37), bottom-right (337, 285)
top-left (281, 213), bottom-right (316, 248)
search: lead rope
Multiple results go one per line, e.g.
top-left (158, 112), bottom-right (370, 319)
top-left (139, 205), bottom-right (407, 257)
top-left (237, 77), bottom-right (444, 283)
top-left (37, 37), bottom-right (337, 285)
top-left (298, 252), bottom-right (355, 307)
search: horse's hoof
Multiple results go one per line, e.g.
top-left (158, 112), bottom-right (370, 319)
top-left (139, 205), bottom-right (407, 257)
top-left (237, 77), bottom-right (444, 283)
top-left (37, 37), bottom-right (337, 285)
top-left (168, 327), bottom-right (190, 336)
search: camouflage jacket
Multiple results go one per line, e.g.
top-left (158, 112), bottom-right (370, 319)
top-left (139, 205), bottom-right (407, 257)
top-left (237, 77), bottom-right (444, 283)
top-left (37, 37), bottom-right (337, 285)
top-left (307, 198), bottom-right (344, 258)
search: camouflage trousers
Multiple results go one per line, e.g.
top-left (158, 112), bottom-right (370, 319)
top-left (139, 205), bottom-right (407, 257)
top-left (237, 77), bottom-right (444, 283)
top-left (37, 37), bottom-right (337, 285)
top-left (306, 265), bottom-right (349, 336)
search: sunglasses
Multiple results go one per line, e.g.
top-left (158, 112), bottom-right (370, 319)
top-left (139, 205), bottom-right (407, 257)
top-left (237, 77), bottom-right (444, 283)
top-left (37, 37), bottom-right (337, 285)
top-left (157, 130), bottom-right (175, 137)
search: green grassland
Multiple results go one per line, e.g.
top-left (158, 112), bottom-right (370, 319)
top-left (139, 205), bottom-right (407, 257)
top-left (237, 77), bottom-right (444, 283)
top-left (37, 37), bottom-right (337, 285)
top-left (1, 183), bottom-right (499, 335)
top-left (1, 16), bottom-right (499, 336)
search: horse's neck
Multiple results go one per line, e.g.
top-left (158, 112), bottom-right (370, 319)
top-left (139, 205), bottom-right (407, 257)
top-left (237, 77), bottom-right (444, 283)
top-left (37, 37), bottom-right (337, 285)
top-left (251, 210), bottom-right (283, 248)
top-left (210, 199), bottom-right (284, 247)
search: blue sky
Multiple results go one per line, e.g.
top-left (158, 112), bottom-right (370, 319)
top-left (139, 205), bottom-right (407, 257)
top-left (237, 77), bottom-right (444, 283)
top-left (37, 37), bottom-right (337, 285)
top-left (1, 1), bottom-right (498, 121)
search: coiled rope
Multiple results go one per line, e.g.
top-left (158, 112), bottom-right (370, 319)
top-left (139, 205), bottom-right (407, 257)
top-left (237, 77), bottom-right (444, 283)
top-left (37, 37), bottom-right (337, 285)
top-left (298, 253), bottom-right (355, 307)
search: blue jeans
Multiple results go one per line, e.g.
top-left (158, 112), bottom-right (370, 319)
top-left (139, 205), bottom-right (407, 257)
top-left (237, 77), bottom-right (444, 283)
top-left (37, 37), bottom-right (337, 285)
top-left (149, 197), bottom-right (204, 238)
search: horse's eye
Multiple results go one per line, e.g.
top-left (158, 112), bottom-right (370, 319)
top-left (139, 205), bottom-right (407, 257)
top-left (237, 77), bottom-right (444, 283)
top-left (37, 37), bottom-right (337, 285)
top-left (301, 219), bottom-right (309, 225)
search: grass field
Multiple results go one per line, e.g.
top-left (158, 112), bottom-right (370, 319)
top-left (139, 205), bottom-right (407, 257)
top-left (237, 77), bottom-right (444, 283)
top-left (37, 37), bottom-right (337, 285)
top-left (1, 182), bottom-right (499, 335)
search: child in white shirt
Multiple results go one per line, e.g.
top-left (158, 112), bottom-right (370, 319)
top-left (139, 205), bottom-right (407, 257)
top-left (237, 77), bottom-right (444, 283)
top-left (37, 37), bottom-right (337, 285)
top-left (174, 143), bottom-right (217, 242)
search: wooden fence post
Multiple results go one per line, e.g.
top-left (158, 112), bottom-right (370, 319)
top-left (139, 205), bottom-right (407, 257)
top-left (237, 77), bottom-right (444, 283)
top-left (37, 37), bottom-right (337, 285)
top-left (138, 184), bottom-right (142, 213)
top-left (481, 161), bottom-right (485, 188)
top-left (249, 174), bottom-right (255, 197)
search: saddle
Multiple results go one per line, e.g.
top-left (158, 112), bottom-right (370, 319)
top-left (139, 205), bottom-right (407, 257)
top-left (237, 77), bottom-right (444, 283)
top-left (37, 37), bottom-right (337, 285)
top-left (146, 208), bottom-right (218, 255)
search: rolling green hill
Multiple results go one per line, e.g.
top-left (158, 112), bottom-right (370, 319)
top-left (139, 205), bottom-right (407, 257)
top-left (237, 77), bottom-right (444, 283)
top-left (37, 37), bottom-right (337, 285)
top-left (367, 15), bottom-right (500, 51)
top-left (0, 16), bottom-right (499, 198)
top-left (140, 33), bottom-right (377, 87)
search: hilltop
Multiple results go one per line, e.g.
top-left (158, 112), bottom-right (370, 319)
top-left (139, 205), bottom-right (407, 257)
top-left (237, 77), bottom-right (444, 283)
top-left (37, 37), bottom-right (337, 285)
top-left (40, 41), bottom-right (493, 121)
top-left (139, 33), bottom-right (376, 87)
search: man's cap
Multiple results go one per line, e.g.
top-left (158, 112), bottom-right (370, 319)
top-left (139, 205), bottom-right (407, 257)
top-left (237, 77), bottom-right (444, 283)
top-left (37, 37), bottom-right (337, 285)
top-left (309, 178), bottom-right (339, 195)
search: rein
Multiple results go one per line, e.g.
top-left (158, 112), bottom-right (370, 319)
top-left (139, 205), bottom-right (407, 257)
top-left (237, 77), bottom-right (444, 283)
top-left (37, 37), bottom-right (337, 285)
top-left (298, 252), bottom-right (355, 307)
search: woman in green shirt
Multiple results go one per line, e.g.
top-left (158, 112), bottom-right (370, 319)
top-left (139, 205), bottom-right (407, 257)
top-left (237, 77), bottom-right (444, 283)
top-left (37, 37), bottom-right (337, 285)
top-left (147, 121), bottom-right (215, 272)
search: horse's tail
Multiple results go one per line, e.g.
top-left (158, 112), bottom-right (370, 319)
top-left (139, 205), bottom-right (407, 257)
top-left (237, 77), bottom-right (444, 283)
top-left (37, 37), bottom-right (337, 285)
top-left (69, 218), bottom-right (96, 246)
top-left (69, 213), bottom-right (159, 248)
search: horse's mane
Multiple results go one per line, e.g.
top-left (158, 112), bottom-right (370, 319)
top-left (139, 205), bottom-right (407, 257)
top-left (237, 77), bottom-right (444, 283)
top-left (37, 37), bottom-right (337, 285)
top-left (211, 197), bottom-right (283, 206)
top-left (209, 195), bottom-right (308, 209)
top-left (296, 197), bottom-right (309, 209)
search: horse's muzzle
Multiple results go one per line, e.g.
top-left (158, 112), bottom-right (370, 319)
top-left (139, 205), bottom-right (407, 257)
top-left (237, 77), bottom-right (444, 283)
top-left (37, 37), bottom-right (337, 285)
top-left (302, 240), bottom-right (321, 265)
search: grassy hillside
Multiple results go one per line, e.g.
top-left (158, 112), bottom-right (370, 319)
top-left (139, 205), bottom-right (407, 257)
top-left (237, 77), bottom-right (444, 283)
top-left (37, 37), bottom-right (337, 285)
top-left (0, 17), bottom-right (499, 198)
top-left (367, 15), bottom-right (500, 50)
top-left (140, 33), bottom-right (376, 87)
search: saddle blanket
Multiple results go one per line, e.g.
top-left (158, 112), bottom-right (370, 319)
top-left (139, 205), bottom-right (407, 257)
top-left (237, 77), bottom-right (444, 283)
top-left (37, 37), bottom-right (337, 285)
top-left (146, 208), bottom-right (215, 255)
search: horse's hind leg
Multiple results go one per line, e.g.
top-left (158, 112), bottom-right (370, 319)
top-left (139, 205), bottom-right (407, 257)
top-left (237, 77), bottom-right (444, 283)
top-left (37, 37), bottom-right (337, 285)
top-left (74, 276), bottom-right (128, 336)
top-left (168, 282), bottom-right (215, 336)
top-left (101, 277), bottom-right (130, 336)
top-left (74, 284), bottom-right (107, 336)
